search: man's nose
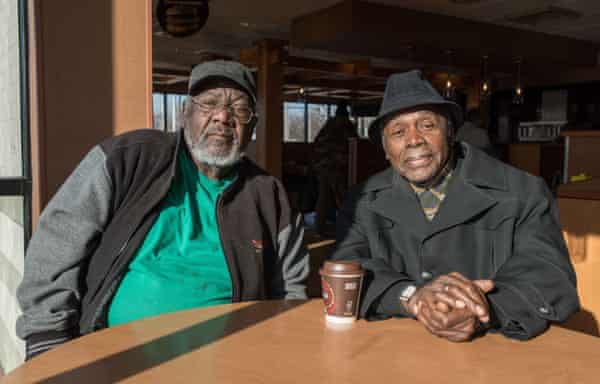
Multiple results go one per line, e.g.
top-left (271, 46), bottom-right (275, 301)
top-left (211, 105), bottom-right (235, 124)
top-left (405, 125), bottom-right (425, 146)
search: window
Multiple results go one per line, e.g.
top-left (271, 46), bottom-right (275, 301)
top-left (0, 0), bottom-right (29, 370)
top-left (166, 94), bottom-right (186, 132)
top-left (356, 116), bottom-right (376, 138)
top-left (283, 102), bottom-right (306, 142)
top-left (152, 92), bottom-right (186, 132)
top-left (283, 101), bottom-right (358, 143)
top-left (308, 104), bottom-right (329, 142)
top-left (152, 93), bottom-right (165, 131)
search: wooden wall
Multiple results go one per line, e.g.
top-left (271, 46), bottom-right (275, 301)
top-left (30, 0), bottom-right (152, 219)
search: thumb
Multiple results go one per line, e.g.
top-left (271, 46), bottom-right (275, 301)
top-left (473, 279), bottom-right (495, 293)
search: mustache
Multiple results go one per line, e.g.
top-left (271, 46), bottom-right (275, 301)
top-left (205, 126), bottom-right (234, 136)
top-left (198, 125), bottom-right (238, 142)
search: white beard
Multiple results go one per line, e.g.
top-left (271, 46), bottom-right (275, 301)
top-left (183, 125), bottom-right (244, 168)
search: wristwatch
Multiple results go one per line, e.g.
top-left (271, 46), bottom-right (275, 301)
top-left (399, 284), bottom-right (418, 302)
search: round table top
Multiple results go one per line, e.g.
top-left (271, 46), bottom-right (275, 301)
top-left (3, 299), bottom-right (600, 383)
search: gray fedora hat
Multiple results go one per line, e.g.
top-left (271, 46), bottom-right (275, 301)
top-left (188, 60), bottom-right (257, 103)
top-left (368, 70), bottom-right (463, 146)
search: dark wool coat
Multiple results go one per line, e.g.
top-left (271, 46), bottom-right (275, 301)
top-left (331, 142), bottom-right (579, 340)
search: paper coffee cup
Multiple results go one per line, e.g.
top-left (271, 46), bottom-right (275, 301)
top-left (319, 261), bottom-right (364, 323)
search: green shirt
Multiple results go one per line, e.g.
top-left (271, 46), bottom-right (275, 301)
top-left (107, 148), bottom-right (235, 327)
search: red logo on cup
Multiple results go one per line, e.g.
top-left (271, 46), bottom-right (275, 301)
top-left (321, 278), bottom-right (335, 313)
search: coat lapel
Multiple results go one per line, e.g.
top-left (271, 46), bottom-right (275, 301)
top-left (427, 143), bottom-right (507, 237)
top-left (426, 173), bottom-right (497, 237)
top-left (367, 170), bottom-right (431, 236)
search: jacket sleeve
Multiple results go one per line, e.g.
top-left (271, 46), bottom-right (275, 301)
top-left (331, 194), bottom-right (416, 319)
top-left (487, 178), bottom-right (579, 340)
top-left (16, 145), bottom-right (113, 359)
top-left (275, 213), bottom-right (310, 299)
top-left (272, 180), bottom-right (309, 300)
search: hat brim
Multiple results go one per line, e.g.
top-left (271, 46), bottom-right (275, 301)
top-left (189, 76), bottom-right (257, 104)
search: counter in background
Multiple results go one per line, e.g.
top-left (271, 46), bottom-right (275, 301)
top-left (558, 179), bottom-right (600, 336)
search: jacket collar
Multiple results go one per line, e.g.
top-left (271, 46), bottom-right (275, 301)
top-left (365, 143), bottom-right (506, 238)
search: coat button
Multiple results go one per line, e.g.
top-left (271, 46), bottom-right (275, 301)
top-left (421, 271), bottom-right (433, 280)
top-left (539, 307), bottom-right (550, 314)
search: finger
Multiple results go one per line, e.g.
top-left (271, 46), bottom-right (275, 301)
top-left (436, 319), bottom-right (478, 342)
top-left (473, 279), bottom-right (495, 293)
top-left (436, 274), bottom-right (478, 300)
top-left (425, 282), bottom-right (466, 309)
top-left (436, 330), bottom-right (473, 342)
top-left (448, 314), bottom-right (478, 330)
top-left (416, 307), bottom-right (441, 334)
top-left (452, 319), bottom-right (478, 337)
top-left (420, 302), bottom-right (443, 329)
top-left (419, 302), bottom-right (447, 330)
top-left (435, 300), bottom-right (450, 313)
top-left (439, 275), bottom-right (489, 318)
top-left (416, 289), bottom-right (458, 329)
top-left (434, 291), bottom-right (466, 309)
top-left (447, 272), bottom-right (469, 281)
top-left (458, 279), bottom-right (493, 323)
top-left (450, 274), bottom-right (494, 298)
top-left (439, 308), bottom-right (475, 329)
top-left (444, 284), bottom-right (489, 322)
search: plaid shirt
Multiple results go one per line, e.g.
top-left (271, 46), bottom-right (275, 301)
top-left (410, 164), bottom-right (454, 221)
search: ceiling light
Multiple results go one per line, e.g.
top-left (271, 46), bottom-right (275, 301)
top-left (513, 59), bottom-right (524, 105)
top-left (480, 55), bottom-right (490, 99)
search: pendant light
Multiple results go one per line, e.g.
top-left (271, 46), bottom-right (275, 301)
top-left (444, 50), bottom-right (456, 100)
top-left (512, 58), bottom-right (524, 105)
top-left (480, 55), bottom-right (490, 100)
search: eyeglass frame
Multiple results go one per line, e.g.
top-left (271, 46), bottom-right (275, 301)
top-left (189, 97), bottom-right (258, 124)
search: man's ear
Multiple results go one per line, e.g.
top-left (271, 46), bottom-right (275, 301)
top-left (381, 133), bottom-right (390, 160)
top-left (244, 117), bottom-right (257, 142)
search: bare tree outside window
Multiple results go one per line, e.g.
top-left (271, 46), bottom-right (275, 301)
top-left (284, 102), bottom-right (306, 142)
top-left (308, 104), bottom-right (329, 142)
top-left (166, 94), bottom-right (186, 132)
top-left (152, 93), bottom-right (165, 131)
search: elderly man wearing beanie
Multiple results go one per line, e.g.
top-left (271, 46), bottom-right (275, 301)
top-left (331, 70), bottom-right (578, 341)
top-left (16, 60), bottom-right (309, 360)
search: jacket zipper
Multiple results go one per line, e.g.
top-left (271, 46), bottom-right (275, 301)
top-left (85, 133), bottom-right (182, 331)
top-left (216, 176), bottom-right (241, 302)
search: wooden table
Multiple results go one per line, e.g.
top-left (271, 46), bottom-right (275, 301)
top-left (3, 300), bottom-right (600, 383)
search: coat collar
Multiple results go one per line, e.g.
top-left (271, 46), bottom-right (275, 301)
top-left (365, 143), bottom-right (507, 238)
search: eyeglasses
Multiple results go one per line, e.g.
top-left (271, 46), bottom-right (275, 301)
top-left (190, 98), bottom-right (257, 124)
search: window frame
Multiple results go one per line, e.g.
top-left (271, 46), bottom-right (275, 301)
top-left (0, 0), bottom-right (33, 248)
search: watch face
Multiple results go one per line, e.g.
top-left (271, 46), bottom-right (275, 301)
top-left (400, 285), bottom-right (417, 301)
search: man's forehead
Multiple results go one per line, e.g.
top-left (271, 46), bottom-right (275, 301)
top-left (197, 87), bottom-right (248, 99)
top-left (388, 108), bottom-right (445, 123)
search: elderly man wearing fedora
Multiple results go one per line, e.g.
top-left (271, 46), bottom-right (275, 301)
top-left (17, 60), bottom-right (309, 360)
top-left (331, 70), bottom-right (578, 341)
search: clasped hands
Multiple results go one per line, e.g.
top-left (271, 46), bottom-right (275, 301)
top-left (402, 272), bottom-right (495, 342)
